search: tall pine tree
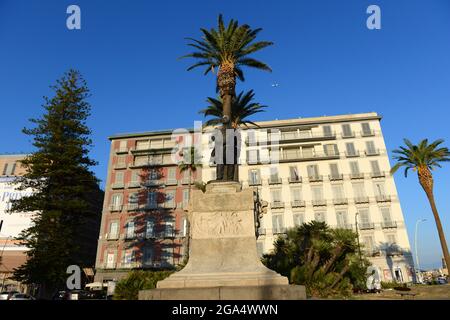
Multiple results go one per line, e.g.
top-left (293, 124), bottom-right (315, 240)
top-left (9, 70), bottom-right (103, 298)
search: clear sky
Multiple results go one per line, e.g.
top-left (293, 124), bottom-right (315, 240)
top-left (0, 0), bottom-right (449, 269)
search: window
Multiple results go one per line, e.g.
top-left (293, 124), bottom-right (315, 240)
top-left (345, 142), bottom-right (357, 156)
top-left (143, 247), bottom-right (154, 266)
top-left (126, 221), bottom-right (135, 238)
top-left (115, 171), bottom-right (124, 184)
top-left (299, 130), bottom-right (311, 138)
top-left (365, 141), bottom-right (377, 154)
top-left (293, 213), bottom-right (305, 226)
top-left (270, 189), bottom-right (282, 203)
top-left (361, 123), bottom-right (372, 136)
top-left (165, 221), bottom-right (175, 237)
top-left (284, 148), bottom-right (299, 160)
top-left (128, 192), bottom-right (138, 204)
top-left (134, 155), bottom-right (147, 166)
top-left (149, 169), bottom-right (158, 181)
top-left (272, 214), bottom-right (284, 233)
top-left (311, 186), bottom-right (324, 201)
top-left (314, 211), bottom-right (326, 222)
top-left (269, 167), bottom-right (279, 183)
top-left (248, 149), bottom-right (259, 163)
top-left (323, 125), bottom-right (332, 137)
top-left (329, 163), bottom-right (340, 179)
top-left (381, 207), bottom-right (392, 224)
top-left (281, 131), bottom-right (297, 140)
top-left (150, 139), bottom-right (164, 148)
top-left (336, 211), bottom-right (348, 228)
top-left (2, 163), bottom-right (16, 176)
top-left (181, 217), bottom-right (187, 237)
top-left (116, 155), bottom-right (126, 167)
top-left (307, 165), bottom-right (320, 179)
top-left (324, 144), bottom-right (339, 156)
top-left (358, 208), bottom-right (371, 225)
top-left (131, 171), bottom-right (140, 184)
top-left (136, 140), bottom-right (150, 150)
top-left (249, 169), bottom-right (261, 185)
top-left (386, 234), bottom-right (397, 245)
top-left (349, 161), bottom-right (361, 175)
top-left (289, 166), bottom-right (300, 181)
top-left (332, 184), bottom-right (345, 200)
top-left (291, 188), bottom-right (302, 201)
top-left (147, 192), bottom-right (157, 208)
top-left (122, 250), bottom-right (134, 266)
top-left (111, 194), bottom-right (123, 210)
top-left (146, 219), bottom-right (155, 238)
top-left (182, 189), bottom-right (190, 208)
top-left (119, 140), bottom-right (127, 151)
top-left (363, 236), bottom-right (374, 252)
top-left (302, 146), bottom-right (314, 158)
top-left (109, 221), bottom-right (119, 238)
top-left (167, 167), bottom-right (176, 184)
top-left (342, 124), bottom-right (353, 137)
top-left (105, 251), bottom-right (116, 269)
top-left (182, 170), bottom-right (190, 183)
top-left (352, 183), bottom-right (366, 198)
top-left (370, 160), bottom-right (381, 175)
top-left (165, 190), bottom-right (175, 207)
top-left (374, 182), bottom-right (386, 197)
top-left (161, 247), bottom-right (173, 266)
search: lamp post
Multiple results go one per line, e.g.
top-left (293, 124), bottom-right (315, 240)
top-left (0, 235), bottom-right (11, 291)
top-left (414, 218), bottom-right (427, 283)
top-left (355, 212), bottom-right (362, 267)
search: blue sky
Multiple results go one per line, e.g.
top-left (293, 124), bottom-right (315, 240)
top-left (0, 0), bottom-right (449, 269)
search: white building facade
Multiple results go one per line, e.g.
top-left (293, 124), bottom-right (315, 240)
top-left (200, 113), bottom-right (415, 283)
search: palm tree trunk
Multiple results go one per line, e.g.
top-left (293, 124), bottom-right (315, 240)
top-left (419, 167), bottom-right (450, 273)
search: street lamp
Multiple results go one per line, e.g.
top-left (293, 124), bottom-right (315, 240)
top-left (355, 212), bottom-right (363, 266)
top-left (415, 218), bottom-right (427, 283)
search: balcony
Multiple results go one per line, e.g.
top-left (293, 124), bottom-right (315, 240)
top-left (268, 177), bottom-right (282, 185)
top-left (109, 205), bottom-right (123, 212)
top-left (337, 224), bottom-right (353, 230)
top-left (350, 173), bottom-right (365, 179)
top-left (126, 203), bottom-right (139, 211)
top-left (131, 142), bottom-right (176, 154)
top-left (111, 182), bottom-right (125, 189)
top-left (270, 201), bottom-right (285, 209)
top-left (118, 262), bottom-right (142, 269)
top-left (341, 131), bottom-right (355, 139)
top-left (291, 200), bottom-right (306, 208)
top-left (345, 151), bottom-right (360, 158)
top-left (266, 131), bottom-right (336, 145)
top-left (359, 222), bottom-right (375, 230)
top-left (273, 227), bottom-right (287, 235)
top-left (130, 160), bottom-right (163, 168)
top-left (105, 233), bottom-right (119, 241)
top-left (376, 195), bottom-right (391, 202)
top-left (165, 179), bottom-right (178, 186)
top-left (142, 179), bottom-right (162, 187)
top-left (308, 175), bottom-right (323, 182)
top-left (333, 198), bottom-right (348, 205)
top-left (312, 199), bottom-right (327, 207)
top-left (115, 147), bottom-right (128, 154)
top-left (371, 171), bottom-right (386, 178)
top-left (279, 150), bottom-right (340, 163)
top-left (361, 129), bottom-right (375, 137)
top-left (113, 162), bottom-right (127, 169)
top-left (381, 221), bottom-right (397, 229)
top-left (288, 176), bottom-right (302, 183)
top-left (161, 231), bottom-right (176, 238)
top-left (365, 149), bottom-right (380, 156)
top-left (329, 174), bottom-right (343, 181)
top-left (257, 228), bottom-right (267, 236)
top-left (127, 181), bottom-right (141, 188)
top-left (354, 197), bottom-right (369, 204)
top-left (248, 179), bottom-right (262, 186)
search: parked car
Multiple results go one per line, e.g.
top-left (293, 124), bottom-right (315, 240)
top-left (0, 291), bottom-right (20, 300)
top-left (9, 293), bottom-right (35, 300)
top-left (437, 277), bottom-right (448, 284)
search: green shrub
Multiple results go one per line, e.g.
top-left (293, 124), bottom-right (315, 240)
top-left (113, 270), bottom-right (173, 300)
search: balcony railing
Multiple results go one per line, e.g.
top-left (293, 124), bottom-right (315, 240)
top-left (308, 175), bottom-right (323, 182)
top-left (270, 201), bottom-right (285, 209)
top-left (365, 149), bottom-right (380, 156)
top-left (350, 173), bottom-right (365, 179)
top-left (273, 227), bottom-right (287, 235)
top-left (312, 199), bottom-right (327, 206)
top-left (109, 205), bottom-right (123, 212)
top-left (115, 147), bottom-right (128, 154)
top-left (341, 131), bottom-right (355, 139)
top-left (345, 151), bottom-right (360, 158)
top-left (142, 179), bottom-right (161, 187)
top-left (291, 200), bottom-right (306, 208)
top-left (371, 171), bottom-right (386, 178)
top-left (105, 233), bottom-right (119, 240)
top-left (360, 130), bottom-right (375, 137)
top-left (288, 176), bottom-right (302, 183)
top-left (127, 181), bottom-right (141, 188)
top-left (354, 197), bottom-right (369, 204)
top-left (279, 150), bottom-right (340, 162)
top-left (267, 131), bottom-right (336, 143)
top-left (101, 263), bottom-right (116, 270)
top-left (329, 174), bottom-right (343, 181)
top-left (333, 198), bottom-right (348, 205)
top-left (248, 179), bottom-right (262, 186)
top-left (381, 221), bottom-right (397, 229)
top-left (111, 182), bottom-right (125, 189)
top-left (114, 162), bottom-right (127, 169)
top-left (268, 177), bottom-right (282, 185)
top-left (257, 228), bottom-right (267, 236)
top-left (359, 222), bottom-right (375, 230)
top-left (336, 223), bottom-right (353, 230)
top-left (126, 203), bottom-right (139, 211)
top-left (165, 179), bottom-right (178, 186)
top-left (376, 195), bottom-right (391, 202)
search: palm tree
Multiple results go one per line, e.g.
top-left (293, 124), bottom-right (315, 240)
top-left (391, 138), bottom-right (450, 273)
top-left (178, 146), bottom-right (202, 261)
top-left (182, 14), bottom-right (272, 179)
top-left (199, 89), bottom-right (266, 180)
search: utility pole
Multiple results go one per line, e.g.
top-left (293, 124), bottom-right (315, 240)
top-left (415, 218), bottom-right (427, 283)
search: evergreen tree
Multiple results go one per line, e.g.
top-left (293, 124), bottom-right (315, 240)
top-left (9, 70), bottom-right (103, 298)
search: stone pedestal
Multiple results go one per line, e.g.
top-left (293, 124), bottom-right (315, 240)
top-left (139, 181), bottom-right (306, 300)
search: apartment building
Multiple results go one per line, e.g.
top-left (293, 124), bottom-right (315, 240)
top-left (96, 112), bottom-right (415, 283)
top-left (200, 112), bottom-right (415, 283)
top-left (94, 131), bottom-right (197, 282)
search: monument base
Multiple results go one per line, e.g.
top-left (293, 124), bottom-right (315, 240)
top-left (139, 284), bottom-right (306, 300)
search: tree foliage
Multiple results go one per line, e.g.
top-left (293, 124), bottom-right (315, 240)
top-left (113, 270), bottom-right (173, 300)
top-left (262, 221), bottom-right (371, 298)
top-left (9, 70), bottom-right (103, 295)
